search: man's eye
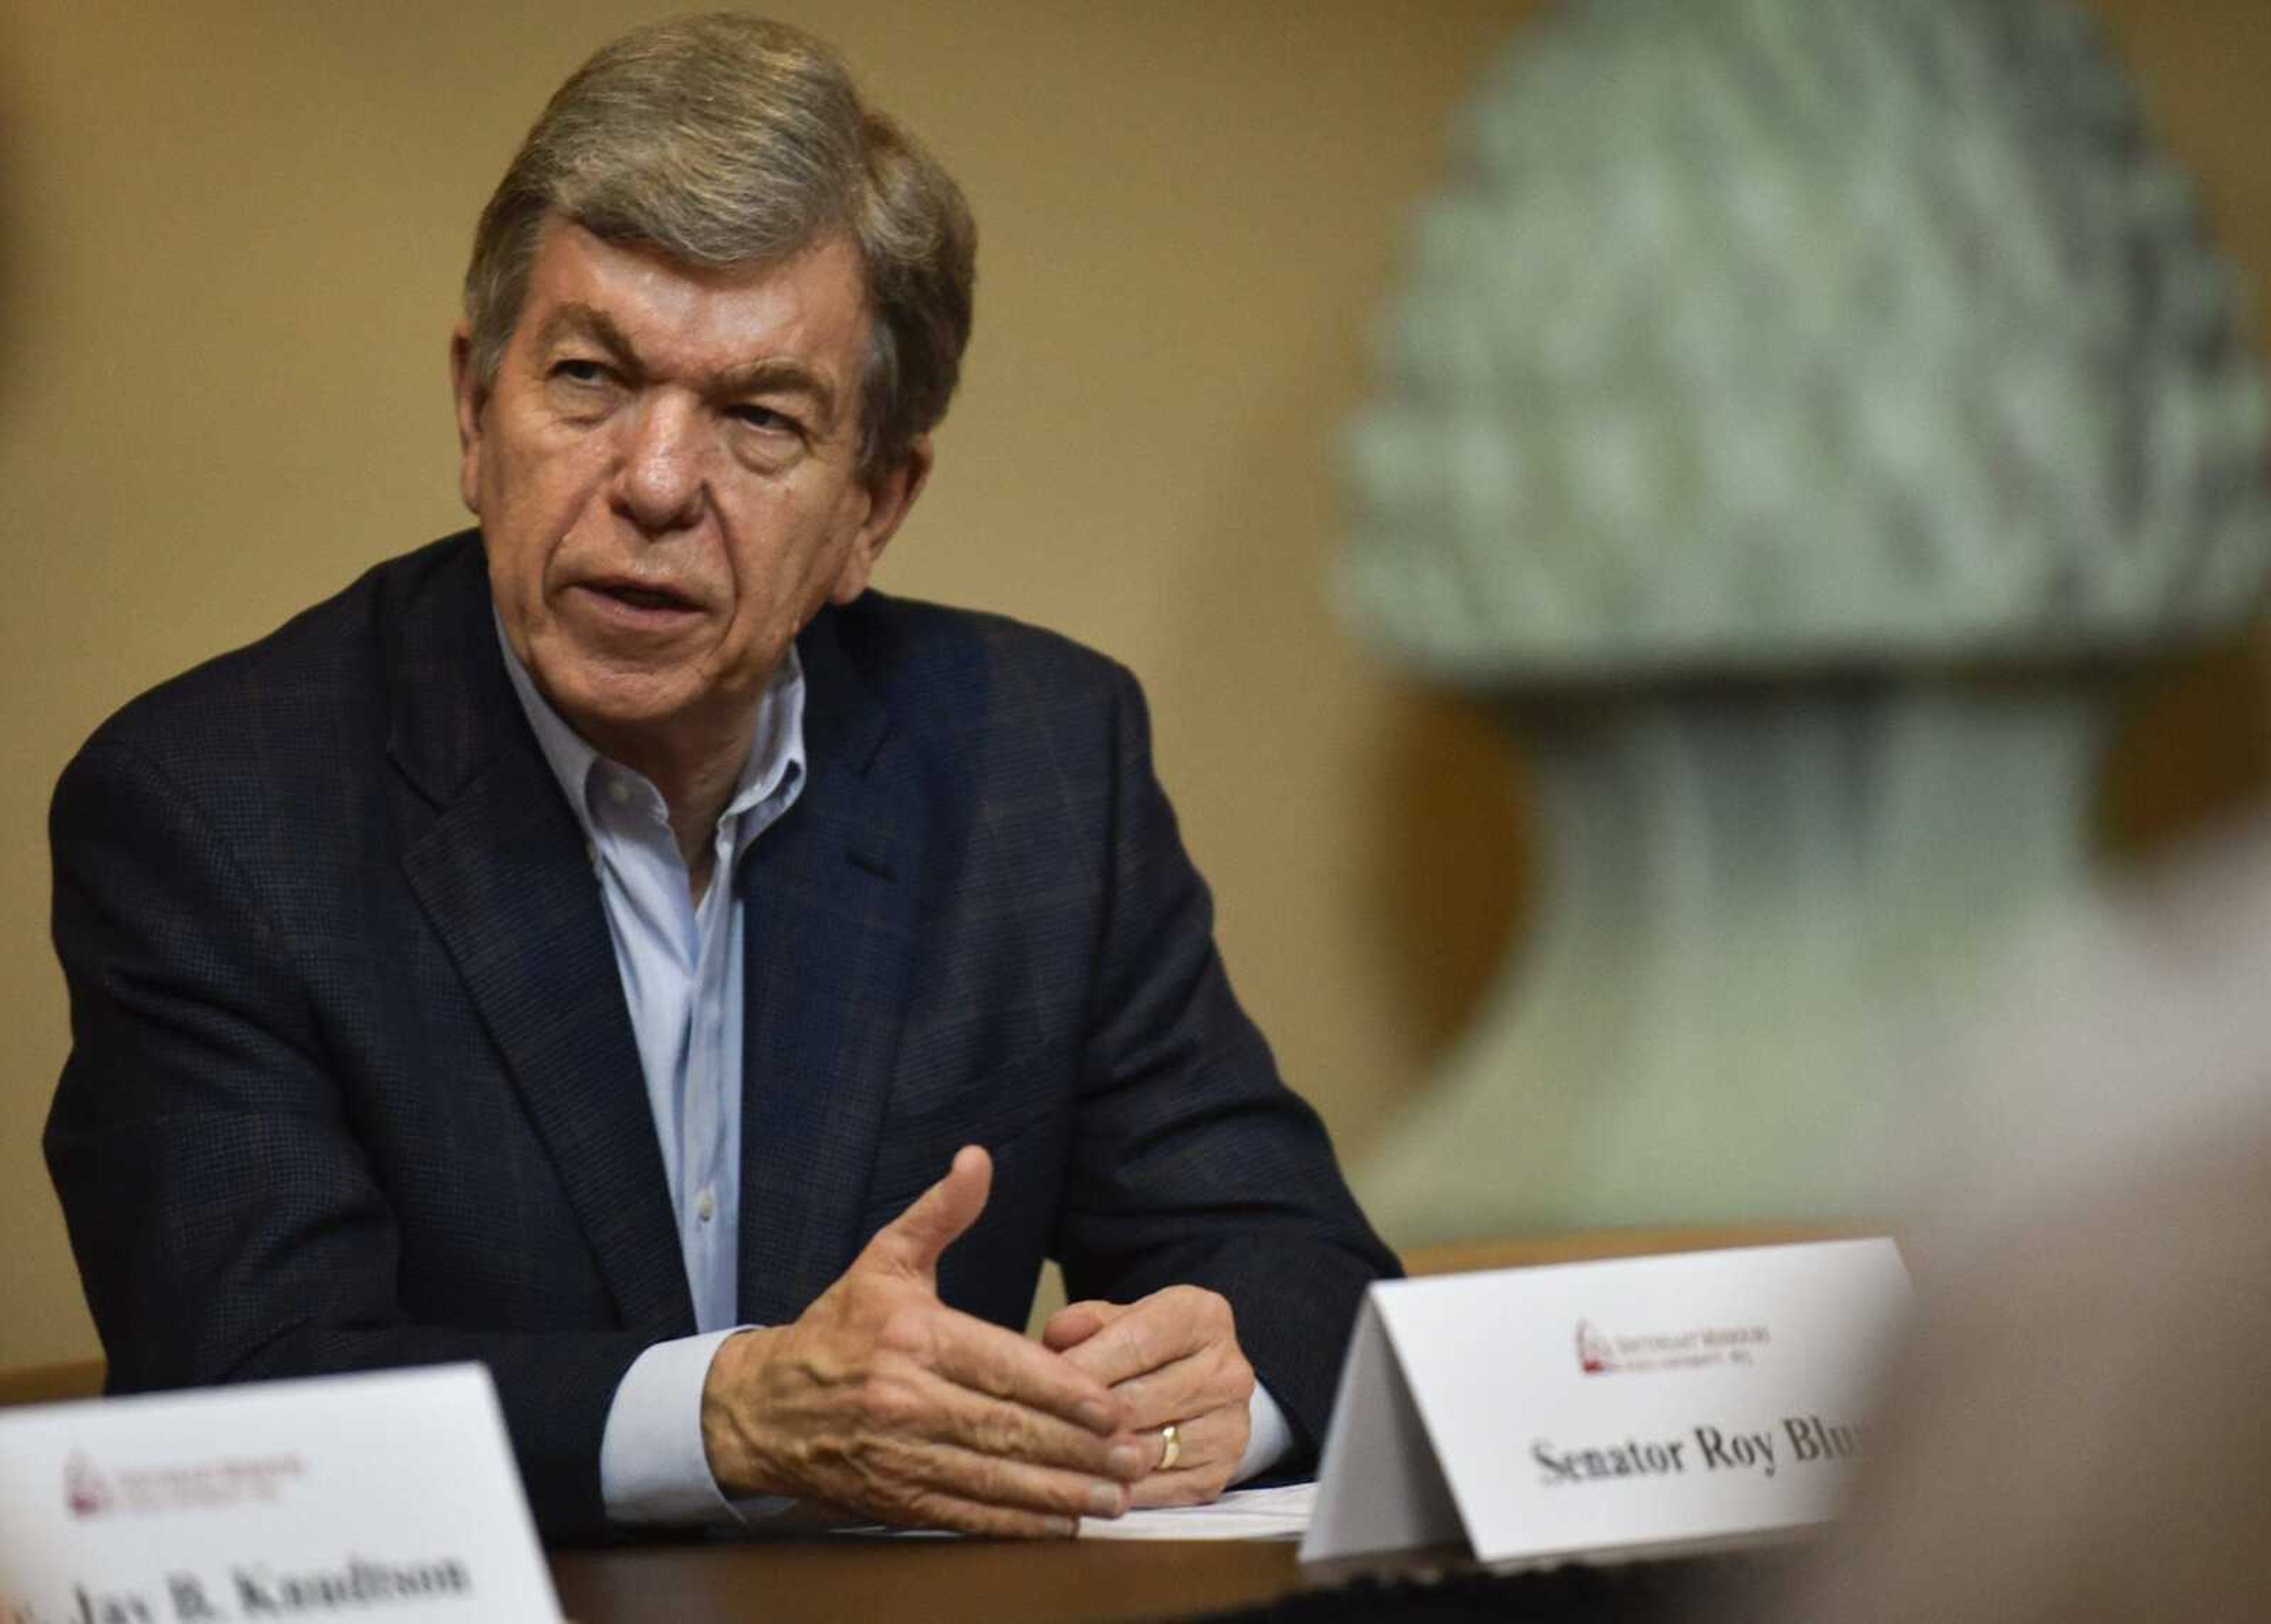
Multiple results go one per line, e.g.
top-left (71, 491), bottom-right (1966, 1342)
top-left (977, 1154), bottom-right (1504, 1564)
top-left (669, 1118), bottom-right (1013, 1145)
top-left (552, 359), bottom-right (614, 386)
top-left (729, 403), bottom-right (800, 435)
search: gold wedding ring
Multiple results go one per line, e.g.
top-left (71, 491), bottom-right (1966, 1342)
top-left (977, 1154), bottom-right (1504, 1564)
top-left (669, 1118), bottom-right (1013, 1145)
top-left (1157, 1421), bottom-right (1182, 1473)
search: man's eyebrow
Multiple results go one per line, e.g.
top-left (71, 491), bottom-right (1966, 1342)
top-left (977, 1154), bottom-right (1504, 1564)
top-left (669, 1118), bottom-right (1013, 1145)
top-left (532, 303), bottom-right (640, 372)
top-left (714, 357), bottom-right (842, 437)
top-left (531, 306), bottom-right (843, 436)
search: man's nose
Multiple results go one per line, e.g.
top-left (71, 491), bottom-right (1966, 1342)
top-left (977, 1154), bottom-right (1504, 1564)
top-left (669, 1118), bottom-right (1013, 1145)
top-left (613, 394), bottom-right (708, 533)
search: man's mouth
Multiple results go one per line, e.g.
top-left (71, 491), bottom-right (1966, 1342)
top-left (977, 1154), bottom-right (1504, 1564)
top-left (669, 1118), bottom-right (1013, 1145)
top-left (577, 579), bottom-right (700, 616)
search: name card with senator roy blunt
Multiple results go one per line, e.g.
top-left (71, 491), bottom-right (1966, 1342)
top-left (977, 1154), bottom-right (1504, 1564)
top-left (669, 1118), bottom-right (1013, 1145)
top-left (1301, 1239), bottom-right (1912, 1568)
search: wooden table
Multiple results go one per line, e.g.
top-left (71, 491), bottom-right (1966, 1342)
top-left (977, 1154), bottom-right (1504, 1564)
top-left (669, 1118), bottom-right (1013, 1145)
top-left (551, 1535), bottom-right (1322, 1624)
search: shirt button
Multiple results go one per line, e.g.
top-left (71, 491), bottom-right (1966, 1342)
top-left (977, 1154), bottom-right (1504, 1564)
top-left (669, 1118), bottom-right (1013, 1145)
top-left (695, 1189), bottom-right (716, 1223)
top-left (607, 779), bottom-right (632, 806)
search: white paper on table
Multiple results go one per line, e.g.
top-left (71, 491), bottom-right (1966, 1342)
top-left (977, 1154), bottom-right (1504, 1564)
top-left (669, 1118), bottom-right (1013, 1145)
top-left (1079, 1481), bottom-right (1315, 1540)
top-left (833, 1481), bottom-right (1318, 1542)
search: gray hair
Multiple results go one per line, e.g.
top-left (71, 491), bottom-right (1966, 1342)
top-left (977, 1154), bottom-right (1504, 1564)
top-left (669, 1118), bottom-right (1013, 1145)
top-left (462, 12), bottom-right (976, 476)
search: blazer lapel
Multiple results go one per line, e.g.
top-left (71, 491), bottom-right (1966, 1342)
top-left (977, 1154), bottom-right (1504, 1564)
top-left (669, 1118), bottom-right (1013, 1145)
top-left (388, 536), bottom-right (694, 1338)
top-left (735, 607), bottom-right (921, 1327)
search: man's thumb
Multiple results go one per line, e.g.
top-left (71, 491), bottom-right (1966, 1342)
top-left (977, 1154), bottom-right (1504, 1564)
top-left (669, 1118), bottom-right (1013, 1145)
top-left (867, 1143), bottom-right (991, 1279)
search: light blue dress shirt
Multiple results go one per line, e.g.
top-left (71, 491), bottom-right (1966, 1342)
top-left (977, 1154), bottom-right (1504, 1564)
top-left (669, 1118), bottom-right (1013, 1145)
top-left (498, 627), bottom-right (1288, 1527)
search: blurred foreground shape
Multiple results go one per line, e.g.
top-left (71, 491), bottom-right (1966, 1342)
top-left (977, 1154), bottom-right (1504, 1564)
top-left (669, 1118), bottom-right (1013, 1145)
top-left (1751, 814), bottom-right (2271, 1624)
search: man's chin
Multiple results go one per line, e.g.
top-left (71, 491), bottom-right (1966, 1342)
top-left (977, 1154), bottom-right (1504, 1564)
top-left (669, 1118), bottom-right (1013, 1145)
top-left (533, 665), bottom-right (707, 749)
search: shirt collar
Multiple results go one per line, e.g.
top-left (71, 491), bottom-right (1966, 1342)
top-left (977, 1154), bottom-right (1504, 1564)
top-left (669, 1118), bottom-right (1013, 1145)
top-left (494, 613), bottom-right (808, 848)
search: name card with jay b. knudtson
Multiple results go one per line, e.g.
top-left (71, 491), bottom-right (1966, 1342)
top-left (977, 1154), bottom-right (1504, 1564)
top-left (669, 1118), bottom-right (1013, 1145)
top-left (1301, 1238), bottom-right (1913, 1568)
top-left (0, 1364), bottom-right (559, 1623)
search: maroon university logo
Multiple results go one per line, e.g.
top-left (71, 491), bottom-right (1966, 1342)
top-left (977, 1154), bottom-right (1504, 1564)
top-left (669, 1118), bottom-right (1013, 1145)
top-left (64, 1450), bottom-right (111, 1518)
top-left (1576, 1320), bottom-right (1615, 1374)
top-left (1573, 1317), bottom-right (1771, 1376)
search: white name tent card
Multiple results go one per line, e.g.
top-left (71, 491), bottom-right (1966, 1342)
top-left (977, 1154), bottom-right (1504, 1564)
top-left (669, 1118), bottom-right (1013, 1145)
top-left (1302, 1238), bottom-right (1911, 1568)
top-left (0, 1364), bottom-right (560, 1623)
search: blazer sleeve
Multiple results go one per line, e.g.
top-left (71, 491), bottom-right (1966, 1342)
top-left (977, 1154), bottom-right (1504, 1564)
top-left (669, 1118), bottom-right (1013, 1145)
top-left (44, 735), bottom-right (647, 1542)
top-left (1053, 666), bottom-right (1401, 1464)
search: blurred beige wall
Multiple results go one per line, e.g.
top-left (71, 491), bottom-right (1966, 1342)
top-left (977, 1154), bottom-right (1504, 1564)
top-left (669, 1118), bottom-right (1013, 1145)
top-left (1, 0), bottom-right (2266, 1371)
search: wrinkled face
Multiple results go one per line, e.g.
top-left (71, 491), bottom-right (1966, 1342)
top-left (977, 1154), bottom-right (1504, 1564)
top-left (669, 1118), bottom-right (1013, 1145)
top-left (453, 218), bottom-right (924, 766)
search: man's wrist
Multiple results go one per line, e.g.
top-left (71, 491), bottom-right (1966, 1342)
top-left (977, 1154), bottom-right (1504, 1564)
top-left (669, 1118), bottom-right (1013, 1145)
top-left (701, 1325), bottom-right (784, 1500)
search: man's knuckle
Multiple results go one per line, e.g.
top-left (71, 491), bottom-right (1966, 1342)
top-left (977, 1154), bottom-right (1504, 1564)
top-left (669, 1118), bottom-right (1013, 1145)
top-left (1227, 1351), bottom-right (1256, 1402)
top-left (969, 1452), bottom-right (1027, 1505)
top-left (1170, 1284), bottom-right (1227, 1324)
top-left (869, 1434), bottom-right (934, 1493)
top-left (861, 1373), bottom-right (921, 1427)
top-left (1124, 1317), bottom-right (1162, 1364)
top-left (1049, 1476), bottom-right (1100, 1518)
top-left (976, 1504), bottom-right (1056, 1539)
top-left (895, 1486), bottom-right (950, 1528)
top-left (971, 1406), bottom-right (1034, 1458)
top-left (876, 1306), bottom-right (935, 1358)
top-left (1155, 1472), bottom-right (1209, 1507)
top-left (989, 1459), bottom-right (1078, 1521)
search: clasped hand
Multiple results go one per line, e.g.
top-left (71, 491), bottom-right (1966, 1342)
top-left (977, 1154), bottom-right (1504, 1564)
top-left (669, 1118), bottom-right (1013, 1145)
top-left (700, 1145), bottom-right (1253, 1534)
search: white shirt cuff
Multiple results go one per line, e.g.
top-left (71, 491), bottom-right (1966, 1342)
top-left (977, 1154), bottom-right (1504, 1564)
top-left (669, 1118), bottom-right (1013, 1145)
top-left (1230, 1380), bottom-right (1295, 1485)
top-left (600, 1329), bottom-right (794, 1526)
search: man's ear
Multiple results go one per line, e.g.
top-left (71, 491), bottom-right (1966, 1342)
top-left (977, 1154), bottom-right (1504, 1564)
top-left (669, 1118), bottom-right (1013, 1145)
top-left (449, 325), bottom-right (487, 518)
top-left (829, 435), bottom-right (933, 605)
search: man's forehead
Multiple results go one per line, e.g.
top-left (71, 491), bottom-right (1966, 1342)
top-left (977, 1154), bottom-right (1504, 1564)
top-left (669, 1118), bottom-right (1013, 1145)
top-left (525, 218), bottom-right (868, 323)
top-left (516, 219), bottom-right (871, 392)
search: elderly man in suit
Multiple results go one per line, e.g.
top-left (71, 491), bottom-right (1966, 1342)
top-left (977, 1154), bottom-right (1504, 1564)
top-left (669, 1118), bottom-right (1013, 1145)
top-left (44, 14), bottom-right (1393, 1542)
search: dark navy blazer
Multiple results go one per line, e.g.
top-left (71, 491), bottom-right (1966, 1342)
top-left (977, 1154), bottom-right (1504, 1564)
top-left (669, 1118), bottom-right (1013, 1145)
top-left (46, 532), bottom-right (1396, 1539)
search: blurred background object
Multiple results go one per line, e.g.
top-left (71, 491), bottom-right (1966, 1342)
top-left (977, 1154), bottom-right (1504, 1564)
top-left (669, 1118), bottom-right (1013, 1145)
top-left (1343, 0), bottom-right (2271, 1242)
